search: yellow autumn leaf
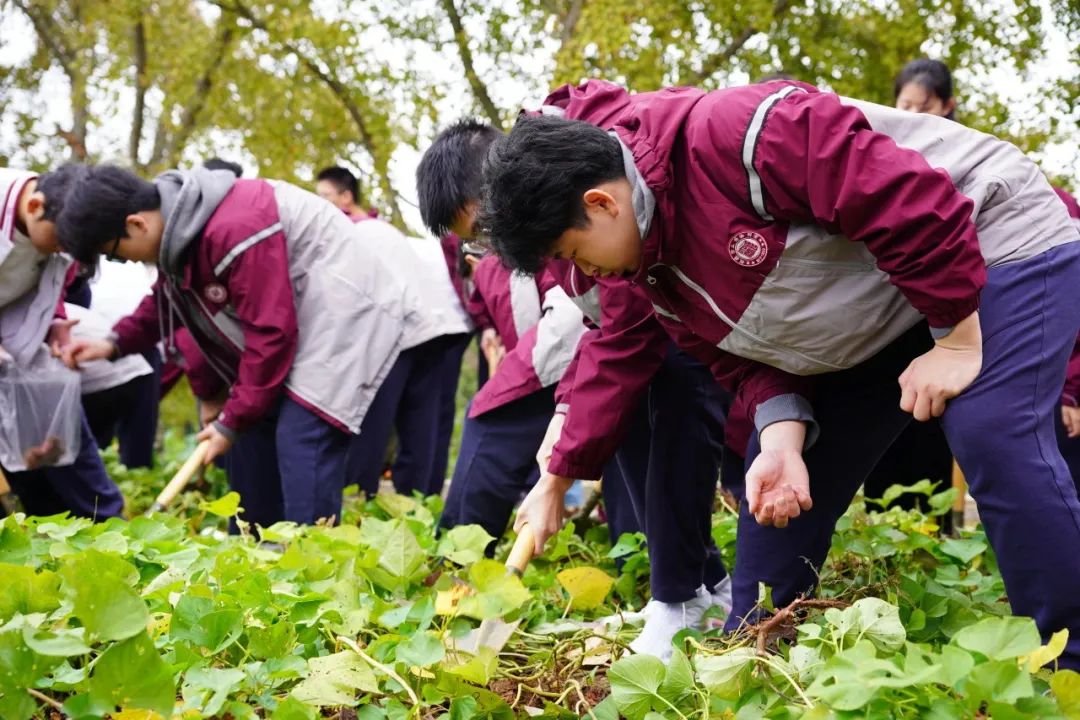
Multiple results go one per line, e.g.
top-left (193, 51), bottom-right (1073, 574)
top-left (111, 710), bottom-right (166, 720)
top-left (435, 582), bottom-right (474, 615)
top-left (1022, 629), bottom-right (1069, 673)
top-left (557, 566), bottom-right (614, 610)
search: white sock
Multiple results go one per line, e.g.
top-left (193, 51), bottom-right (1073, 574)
top-left (629, 585), bottom-right (712, 663)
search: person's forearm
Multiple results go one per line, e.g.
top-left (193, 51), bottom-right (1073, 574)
top-left (759, 420), bottom-right (807, 454)
top-left (934, 310), bottom-right (981, 350)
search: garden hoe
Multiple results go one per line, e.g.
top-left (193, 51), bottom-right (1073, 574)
top-left (146, 440), bottom-right (211, 515)
top-left (453, 523), bottom-right (536, 655)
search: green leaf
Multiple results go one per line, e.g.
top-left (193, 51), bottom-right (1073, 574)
top-left (271, 696), bottom-right (319, 720)
top-left (456, 559), bottom-right (531, 620)
top-left (201, 491), bottom-right (242, 517)
top-left (938, 645), bottom-right (975, 687)
top-left (695, 647), bottom-right (758, 700)
top-left (248, 620), bottom-right (298, 660)
top-left (0, 565), bottom-right (62, 622)
top-left (21, 624), bottom-right (92, 657)
top-left (442, 647), bottom-right (499, 685)
top-left (608, 654), bottom-right (670, 720)
top-left (1050, 669), bottom-right (1080, 718)
top-left (437, 525), bottom-right (496, 565)
top-left (88, 633), bottom-right (176, 718)
top-left (659, 648), bottom-right (695, 700)
top-left (823, 598), bottom-right (906, 652)
top-left (60, 550), bottom-right (149, 642)
top-left (290, 650), bottom-right (379, 707)
top-left (0, 516), bottom-right (32, 565)
top-left (939, 538), bottom-right (988, 563)
top-left (966, 659), bottom-right (1035, 704)
top-left (396, 630), bottom-right (446, 667)
top-left (376, 520), bottom-right (425, 580)
top-left (953, 616), bottom-right (1042, 660)
top-left (0, 625), bottom-right (61, 701)
top-left (182, 667), bottom-right (246, 717)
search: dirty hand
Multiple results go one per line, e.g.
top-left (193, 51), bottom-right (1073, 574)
top-left (514, 472), bottom-right (574, 555)
top-left (745, 420), bottom-right (812, 528)
top-left (899, 312), bottom-right (982, 421)
top-left (535, 412), bottom-right (566, 474)
top-left (23, 437), bottom-right (64, 470)
top-left (47, 318), bottom-right (80, 357)
top-left (196, 423), bottom-right (234, 465)
top-left (61, 338), bottom-right (116, 370)
top-left (1063, 405), bottom-right (1080, 439)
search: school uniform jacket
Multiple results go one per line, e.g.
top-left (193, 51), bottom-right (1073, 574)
top-left (1057, 187), bottom-right (1080, 407)
top-left (465, 256), bottom-right (586, 418)
top-left (113, 170), bottom-right (427, 436)
top-left (544, 79), bottom-right (1080, 439)
top-left (0, 169), bottom-right (72, 365)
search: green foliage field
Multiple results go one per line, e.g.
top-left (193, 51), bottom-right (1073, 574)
top-left (3, 437), bottom-right (1080, 719)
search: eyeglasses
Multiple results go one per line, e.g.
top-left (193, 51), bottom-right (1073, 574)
top-left (105, 236), bottom-right (123, 262)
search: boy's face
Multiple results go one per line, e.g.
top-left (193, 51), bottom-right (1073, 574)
top-left (107, 210), bottom-right (165, 264)
top-left (316, 180), bottom-right (353, 211)
top-left (550, 179), bottom-right (642, 278)
top-left (22, 190), bottom-right (61, 254)
top-left (449, 200), bottom-right (479, 239)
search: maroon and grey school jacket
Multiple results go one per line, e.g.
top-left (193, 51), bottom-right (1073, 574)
top-left (0, 169), bottom-right (72, 365)
top-left (1058, 186), bottom-right (1080, 407)
top-left (113, 171), bottom-right (427, 436)
top-left (465, 256), bottom-right (586, 418)
top-left (545, 79), bottom-right (1080, 440)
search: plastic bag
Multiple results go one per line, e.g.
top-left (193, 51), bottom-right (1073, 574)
top-left (0, 353), bottom-right (81, 471)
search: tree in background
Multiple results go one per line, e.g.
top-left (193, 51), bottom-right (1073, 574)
top-left (2, 0), bottom-right (1077, 232)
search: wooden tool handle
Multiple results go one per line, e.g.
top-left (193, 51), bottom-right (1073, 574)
top-left (149, 440), bottom-right (210, 513)
top-left (506, 524), bottom-right (536, 577)
top-left (0, 467), bottom-right (11, 496)
top-left (951, 460), bottom-right (966, 512)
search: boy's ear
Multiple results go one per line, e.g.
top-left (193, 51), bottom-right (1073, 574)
top-left (124, 213), bottom-right (146, 238)
top-left (582, 188), bottom-right (618, 216)
top-left (25, 192), bottom-right (46, 220)
top-left (944, 97), bottom-right (957, 116)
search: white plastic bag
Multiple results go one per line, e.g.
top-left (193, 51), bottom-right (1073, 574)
top-left (0, 352), bottom-right (81, 471)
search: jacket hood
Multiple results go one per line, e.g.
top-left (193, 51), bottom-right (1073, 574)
top-left (155, 168), bottom-right (237, 277)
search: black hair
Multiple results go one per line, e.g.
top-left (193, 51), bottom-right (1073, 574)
top-left (203, 157), bottom-right (243, 177)
top-left (56, 165), bottom-right (161, 267)
top-left (416, 118), bottom-right (503, 237)
top-left (316, 166), bottom-right (360, 203)
top-left (477, 115), bottom-right (625, 274)
top-left (35, 163), bottom-right (88, 222)
top-left (894, 58), bottom-right (955, 119)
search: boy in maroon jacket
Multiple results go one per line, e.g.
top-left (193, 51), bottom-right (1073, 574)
top-left (480, 79), bottom-right (1080, 667)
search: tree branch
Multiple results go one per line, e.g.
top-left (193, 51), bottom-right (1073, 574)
top-left (130, 18), bottom-right (148, 168)
top-left (686, 0), bottom-right (793, 86)
top-left (213, 0), bottom-right (405, 228)
top-left (161, 27), bottom-right (233, 167)
top-left (440, 0), bottom-right (503, 128)
top-left (12, 0), bottom-right (89, 159)
top-left (559, 0), bottom-right (585, 47)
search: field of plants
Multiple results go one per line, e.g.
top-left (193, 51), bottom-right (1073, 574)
top-left (3, 433), bottom-right (1080, 720)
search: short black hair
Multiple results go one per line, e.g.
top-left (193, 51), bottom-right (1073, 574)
top-left (203, 158), bottom-right (243, 177)
top-left (56, 165), bottom-right (161, 267)
top-left (894, 58), bottom-right (955, 119)
top-left (416, 118), bottom-right (503, 237)
top-left (477, 115), bottom-right (625, 274)
top-left (36, 163), bottom-right (88, 222)
top-left (316, 166), bottom-right (359, 202)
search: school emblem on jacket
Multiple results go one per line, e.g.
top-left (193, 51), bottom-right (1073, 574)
top-left (204, 283), bottom-right (228, 304)
top-left (728, 231), bottom-right (768, 267)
